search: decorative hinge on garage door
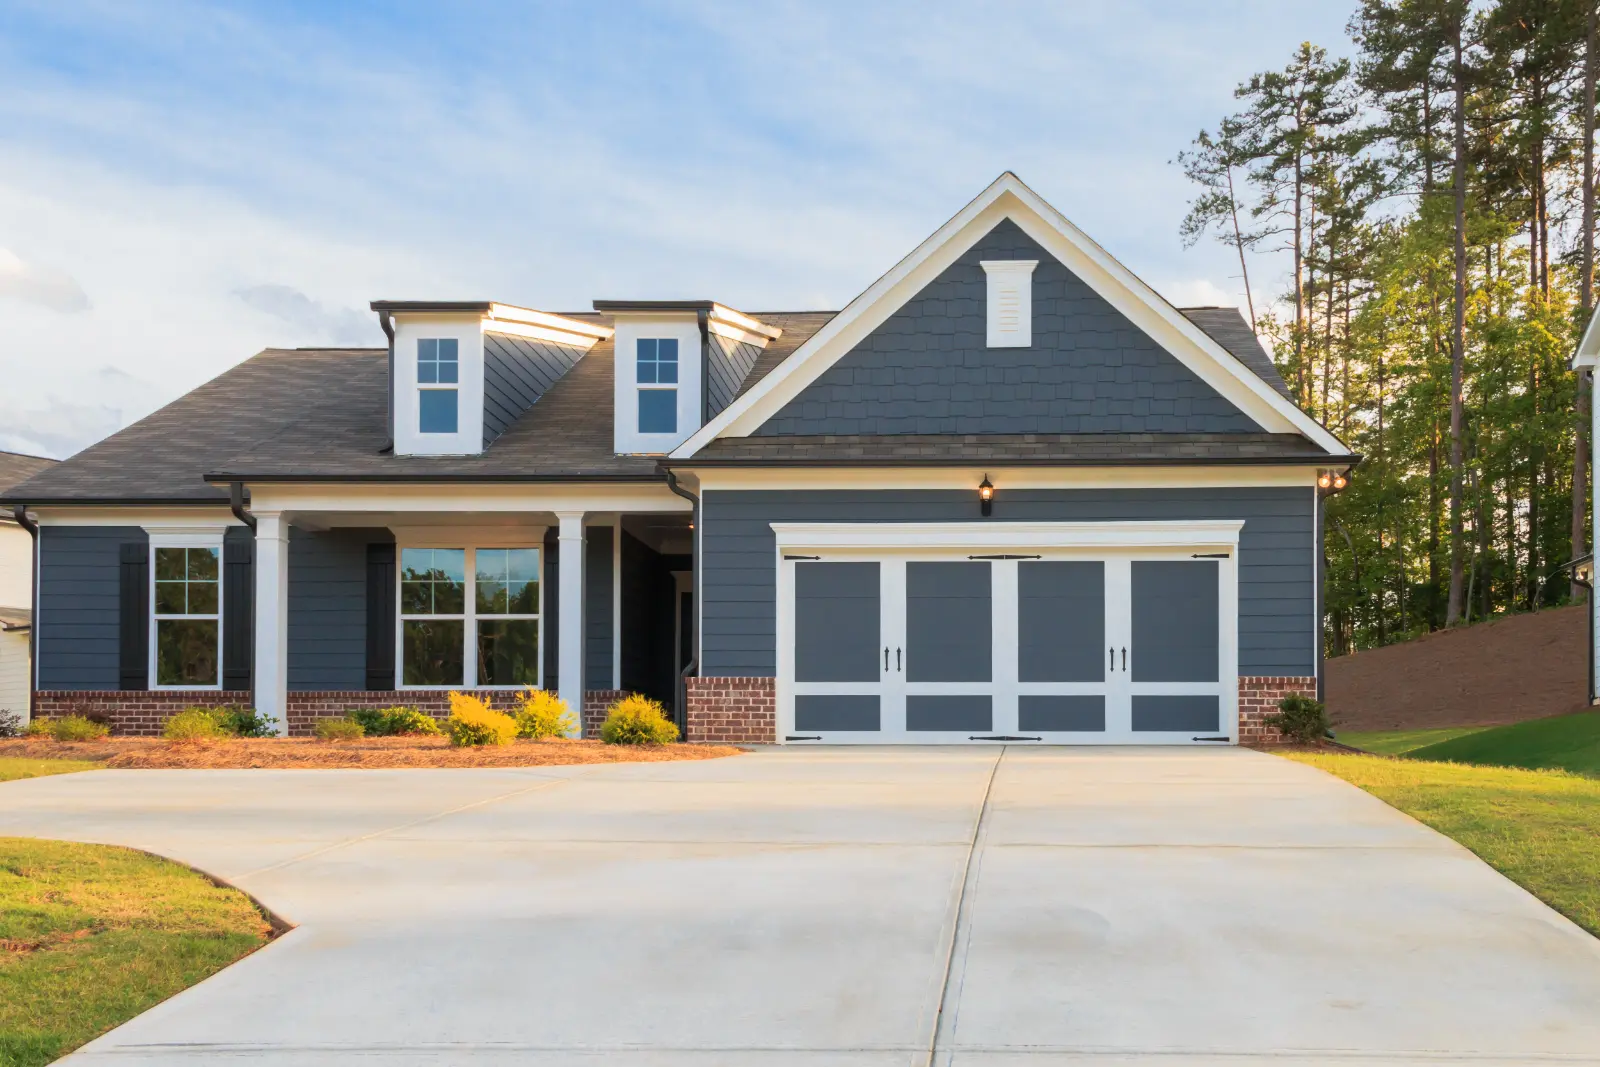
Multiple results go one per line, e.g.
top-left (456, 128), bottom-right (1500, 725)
top-left (1190, 553), bottom-right (1230, 559)
top-left (969, 735), bottom-right (1042, 742)
top-left (786, 735), bottom-right (822, 741)
top-left (1192, 736), bottom-right (1230, 742)
top-left (967, 553), bottom-right (1042, 560)
top-left (783, 554), bottom-right (822, 561)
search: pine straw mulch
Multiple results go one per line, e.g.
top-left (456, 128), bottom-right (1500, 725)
top-left (0, 736), bottom-right (743, 770)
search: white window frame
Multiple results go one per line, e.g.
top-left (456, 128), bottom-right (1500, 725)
top-left (416, 337), bottom-right (461, 436)
top-left (635, 337), bottom-right (680, 435)
top-left (394, 537), bottom-right (546, 691)
top-left (149, 533), bottom-right (225, 691)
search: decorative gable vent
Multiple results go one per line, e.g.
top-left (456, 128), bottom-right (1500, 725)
top-left (981, 259), bottom-right (1038, 348)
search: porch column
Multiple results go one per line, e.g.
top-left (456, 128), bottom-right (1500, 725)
top-left (557, 511), bottom-right (585, 736)
top-left (254, 511), bottom-right (290, 736)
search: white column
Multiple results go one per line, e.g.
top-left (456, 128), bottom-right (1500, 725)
top-left (1591, 387), bottom-right (1599, 704)
top-left (253, 511), bottom-right (290, 736)
top-left (557, 511), bottom-right (586, 736)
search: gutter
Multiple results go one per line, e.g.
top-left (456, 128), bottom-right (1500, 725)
top-left (663, 469), bottom-right (700, 730)
top-left (228, 481), bottom-right (256, 530)
top-left (661, 453), bottom-right (1365, 470)
top-left (378, 310), bottom-right (396, 454)
top-left (11, 505), bottom-right (39, 720)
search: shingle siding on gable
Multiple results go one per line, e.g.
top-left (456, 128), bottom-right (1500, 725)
top-left (482, 332), bottom-right (586, 449)
top-left (706, 334), bottom-right (764, 421)
top-left (753, 219), bottom-right (1263, 437)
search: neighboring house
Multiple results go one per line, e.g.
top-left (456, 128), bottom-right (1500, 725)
top-left (1571, 316), bottom-right (1600, 704)
top-left (0, 174), bottom-right (1355, 745)
top-left (1, 450), bottom-right (60, 722)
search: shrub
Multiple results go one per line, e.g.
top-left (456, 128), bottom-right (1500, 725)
top-left (163, 708), bottom-right (229, 743)
top-left (25, 717), bottom-right (52, 738)
top-left (513, 689), bottom-right (574, 740)
top-left (212, 705), bottom-right (278, 738)
top-left (314, 717), bottom-right (365, 741)
top-left (0, 709), bottom-right (22, 738)
top-left (348, 706), bottom-right (441, 737)
top-left (445, 692), bottom-right (517, 747)
top-left (49, 714), bottom-right (111, 742)
top-left (1264, 693), bottom-right (1331, 745)
top-left (599, 694), bottom-right (679, 746)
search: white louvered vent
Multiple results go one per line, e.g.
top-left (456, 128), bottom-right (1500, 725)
top-left (981, 259), bottom-right (1038, 348)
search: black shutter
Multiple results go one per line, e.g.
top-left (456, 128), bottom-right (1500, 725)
top-left (118, 542), bottom-right (149, 691)
top-left (365, 542), bottom-right (396, 690)
top-left (222, 537), bottom-right (253, 691)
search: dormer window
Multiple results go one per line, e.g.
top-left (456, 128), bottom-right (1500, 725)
top-left (417, 338), bottom-right (459, 434)
top-left (636, 338), bottom-right (679, 434)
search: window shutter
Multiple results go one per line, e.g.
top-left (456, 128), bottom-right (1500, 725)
top-left (365, 542), bottom-right (396, 690)
top-left (118, 542), bottom-right (149, 691)
top-left (223, 537), bottom-right (253, 690)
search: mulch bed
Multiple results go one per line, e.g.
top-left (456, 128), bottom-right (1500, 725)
top-left (0, 736), bottom-right (743, 769)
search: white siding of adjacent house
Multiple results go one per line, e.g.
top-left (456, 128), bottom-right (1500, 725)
top-left (0, 630), bottom-right (28, 721)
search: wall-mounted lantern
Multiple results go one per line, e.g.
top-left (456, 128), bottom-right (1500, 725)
top-left (979, 475), bottom-right (995, 517)
top-left (1317, 469), bottom-right (1349, 497)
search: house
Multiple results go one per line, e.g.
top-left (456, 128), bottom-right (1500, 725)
top-left (0, 174), bottom-right (1354, 745)
top-left (0, 450), bottom-right (59, 723)
top-left (1570, 314), bottom-right (1600, 705)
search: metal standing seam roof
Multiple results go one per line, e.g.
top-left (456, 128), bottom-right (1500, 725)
top-left (0, 307), bottom-right (1323, 505)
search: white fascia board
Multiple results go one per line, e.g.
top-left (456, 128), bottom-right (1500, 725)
top-left (1573, 310), bottom-right (1600, 369)
top-left (33, 508), bottom-right (243, 527)
top-left (483, 318), bottom-right (606, 350)
top-left (673, 171), bottom-right (1347, 458)
top-left (691, 465), bottom-right (1324, 492)
top-left (710, 304), bottom-right (782, 340)
top-left (243, 481), bottom-right (690, 516)
top-left (487, 304), bottom-right (613, 340)
top-left (769, 519), bottom-right (1244, 551)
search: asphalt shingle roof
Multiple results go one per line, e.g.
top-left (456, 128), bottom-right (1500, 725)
top-left (0, 306), bottom-right (1321, 505)
top-left (0, 451), bottom-right (57, 496)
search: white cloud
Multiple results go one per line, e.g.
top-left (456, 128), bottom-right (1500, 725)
top-left (1157, 278), bottom-right (1243, 309)
top-left (0, 248), bottom-right (90, 313)
top-left (234, 284), bottom-right (374, 346)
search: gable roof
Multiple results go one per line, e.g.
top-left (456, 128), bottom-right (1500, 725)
top-left (672, 172), bottom-right (1344, 458)
top-left (0, 451), bottom-right (57, 496)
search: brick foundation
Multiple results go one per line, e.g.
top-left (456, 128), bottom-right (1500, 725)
top-left (685, 676), bottom-right (775, 744)
top-left (1238, 676), bottom-right (1318, 744)
top-left (582, 690), bottom-right (627, 739)
top-left (34, 690), bottom-right (253, 736)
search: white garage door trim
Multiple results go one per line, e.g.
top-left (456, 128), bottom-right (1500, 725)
top-left (772, 521), bottom-right (1243, 746)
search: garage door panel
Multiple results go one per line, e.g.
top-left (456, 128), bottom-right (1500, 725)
top-left (794, 695), bottom-right (881, 732)
top-left (1131, 694), bottom-right (1220, 732)
top-left (906, 562), bottom-right (991, 683)
top-left (1019, 695), bottom-right (1106, 732)
top-left (1018, 561), bottom-right (1104, 683)
top-left (907, 694), bottom-right (992, 732)
top-left (1131, 560), bottom-right (1218, 682)
top-left (795, 562), bottom-right (880, 683)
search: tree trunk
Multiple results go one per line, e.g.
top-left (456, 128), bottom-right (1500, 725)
top-left (1575, 3), bottom-right (1596, 602)
top-left (1225, 161), bottom-right (1257, 332)
top-left (1447, 26), bottom-right (1469, 626)
top-left (1294, 155), bottom-right (1306, 405)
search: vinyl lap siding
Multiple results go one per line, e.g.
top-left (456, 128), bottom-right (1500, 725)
top-left (36, 526), bottom-right (136, 689)
top-left (700, 488), bottom-right (1314, 678)
top-left (288, 527), bottom-right (376, 690)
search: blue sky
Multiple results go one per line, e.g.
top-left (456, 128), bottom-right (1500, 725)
top-left (0, 1), bottom-right (1353, 458)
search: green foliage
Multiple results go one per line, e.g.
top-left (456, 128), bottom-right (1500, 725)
top-left (348, 706), bottom-right (441, 737)
top-left (1263, 694), bottom-right (1331, 744)
top-left (0, 758), bottom-right (102, 783)
top-left (512, 688), bottom-right (575, 740)
top-left (162, 709), bottom-right (229, 743)
top-left (1339, 725), bottom-right (1489, 756)
top-left (211, 705), bottom-right (278, 738)
top-left (0, 709), bottom-right (24, 738)
top-left (445, 692), bottom-right (517, 747)
top-left (49, 715), bottom-right (111, 743)
top-left (1404, 711), bottom-right (1600, 777)
top-left (600, 694), bottom-right (680, 746)
top-left (313, 717), bottom-right (365, 742)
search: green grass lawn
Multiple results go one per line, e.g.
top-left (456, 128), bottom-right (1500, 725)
top-left (0, 838), bottom-right (272, 1066)
top-left (1285, 753), bottom-right (1600, 939)
top-left (1402, 710), bottom-right (1600, 777)
top-left (1336, 726), bottom-right (1488, 755)
top-left (0, 758), bottom-right (103, 784)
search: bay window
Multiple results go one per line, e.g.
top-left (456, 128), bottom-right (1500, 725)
top-left (152, 544), bottom-right (221, 688)
top-left (398, 544), bottom-right (542, 688)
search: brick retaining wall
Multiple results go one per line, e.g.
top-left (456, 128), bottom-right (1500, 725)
top-left (685, 677), bottom-right (775, 744)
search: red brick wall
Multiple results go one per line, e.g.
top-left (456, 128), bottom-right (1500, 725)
top-left (34, 691), bottom-right (252, 737)
top-left (1238, 676), bottom-right (1318, 744)
top-left (582, 690), bottom-right (626, 739)
top-left (685, 677), bottom-right (775, 744)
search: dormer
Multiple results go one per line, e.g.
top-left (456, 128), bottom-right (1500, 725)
top-left (595, 301), bottom-right (781, 454)
top-left (372, 301), bottom-right (611, 456)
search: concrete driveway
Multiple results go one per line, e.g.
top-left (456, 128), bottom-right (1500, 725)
top-left (3, 748), bottom-right (1599, 1065)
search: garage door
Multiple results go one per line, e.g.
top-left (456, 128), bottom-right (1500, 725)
top-left (780, 548), bottom-right (1235, 745)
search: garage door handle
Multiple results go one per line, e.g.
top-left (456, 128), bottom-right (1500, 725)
top-left (884, 647), bottom-right (889, 672)
top-left (1109, 647), bottom-right (1114, 671)
top-left (896, 647), bottom-right (902, 672)
top-left (1121, 647), bottom-right (1127, 672)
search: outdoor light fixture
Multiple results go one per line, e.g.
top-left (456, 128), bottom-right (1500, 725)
top-left (979, 475), bottom-right (995, 517)
top-left (1318, 470), bottom-right (1350, 497)
top-left (1575, 555), bottom-right (1594, 587)
top-left (1318, 471), bottom-right (1333, 489)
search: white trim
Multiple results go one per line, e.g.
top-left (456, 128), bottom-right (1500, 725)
top-left (242, 482), bottom-right (690, 516)
top-left (706, 319), bottom-right (775, 348)
top-left (981, 259), bottom-right (1037, 348)
top-left (672, 172), bottom-right (1346, 458)
top-left (486, 303), bottom-right (612, 340)
top-left (770, 520), bottom-right (1243, 552)
top-left (33, 509), bottom-right (240, 528)
top-left (483, 320), bottom-right (606, 350)
top-left (254, 511), bottom-right (289, 734)
top-left (709, 304), bottom-right (782, 340)
top-left (393, 540), bottom-right (545, 692)
top-left (690, 465), bottom-right (1323, 492)
top-left (148, 535), bottom-right (224, 692)
top-left (556, 512), bottom-right (585, 736)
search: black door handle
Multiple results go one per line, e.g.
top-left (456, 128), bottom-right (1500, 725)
top-left (1109, 647), bottom-right (1114, 672)
top-left (884, 646), bottom-right (889, 672)
top-left (897, 647), bottom-right (902, 672)
top-left (1121, 647), bottom-right (1127, 672)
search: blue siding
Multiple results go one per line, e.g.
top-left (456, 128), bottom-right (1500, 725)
top-left (585, 525), bottom-right (613, 686)
top-left (753, 219), bottom-right (1262, 436)
top-left (36, 526), bottom-right (138, 689)
top-left (706, 333), bottom-right (764, 420)
top-left (288, 527), bottom-right (377, 690)
top-left (700, 488), bottom-right (1315, 679)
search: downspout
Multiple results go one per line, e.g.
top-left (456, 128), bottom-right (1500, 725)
top-left (11, 505), bottom-right (38, 723)
top-left (696, 309), bottom-right (711, 429)
top-left (229, 481), bottom-right (256, 531)
top-left (1315, 487), bottom-right (1326, 704)
top-left (664, 469), bottom-right (699, 730)
top-left (378, 309), bottom-right (396, 454)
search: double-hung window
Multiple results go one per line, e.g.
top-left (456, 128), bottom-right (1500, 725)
top-left (152, 545), bottom-right (221, 688)
top-left (417, 338), bottom-right (459, 434)
top-left (636, 338), bottom-right (678, 434)
top-left (398, 545), bottom-right (542, 688)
